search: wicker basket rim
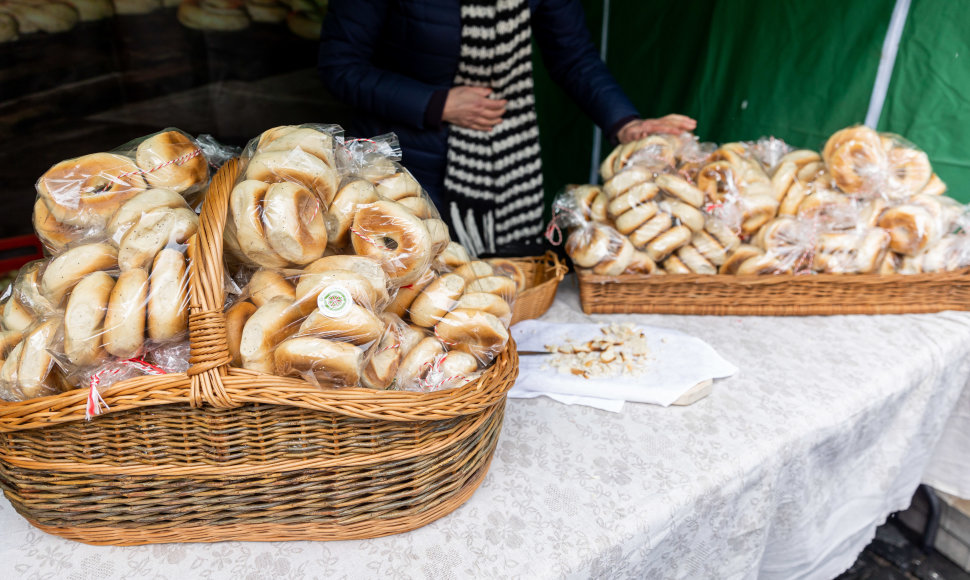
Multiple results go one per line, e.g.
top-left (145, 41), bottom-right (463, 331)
top-left (577, 267), bottom-right (970, 286)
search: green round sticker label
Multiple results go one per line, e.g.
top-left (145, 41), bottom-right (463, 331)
top-left (317, 285), bottom-right (352, 318)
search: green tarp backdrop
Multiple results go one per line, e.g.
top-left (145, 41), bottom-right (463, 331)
top-left (533, 0), bottom-right (970, 217)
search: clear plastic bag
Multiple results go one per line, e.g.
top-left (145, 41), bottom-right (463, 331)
top-left (34, 128), bottom-right (214, 251)
top-left (224, 124), bottom-right (343, 268)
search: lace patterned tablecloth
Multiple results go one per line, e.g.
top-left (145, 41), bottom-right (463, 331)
top-left (3, 276), bottom-right (969, 580)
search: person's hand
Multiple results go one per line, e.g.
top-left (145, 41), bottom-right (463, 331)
top-left (442, 86), bottom-right (507, 132)
top-left (617, 114), bottom-right (698, 143)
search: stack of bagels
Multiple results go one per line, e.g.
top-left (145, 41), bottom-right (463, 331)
top-left (559, 125), bottom-right (969, 276)
top-left (0, 129), bottom-right (212, 401)
top-left (224, 125), bottom-right (514, 392)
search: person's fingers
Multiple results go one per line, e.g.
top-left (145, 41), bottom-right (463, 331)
top-left (651, 124), bottom-right (685, 135)
top-left (477, 106), bottom-right (505, 121)
top-left (466, 86), bottom-right (493, 97)
top-left (661, 114), bottom-right (692, 123)
top-left (480, 98), bottom-right (507, 111)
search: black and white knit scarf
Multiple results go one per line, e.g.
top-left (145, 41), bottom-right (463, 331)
top-left (443, 0), bottom-right (544, 256)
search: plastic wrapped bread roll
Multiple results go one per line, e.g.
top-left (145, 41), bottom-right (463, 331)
top-left (565, 223), bottom-right (617, 267)
top-left (10, 262), bottom-right (56, 317)
top-left (257, 126), bottom-right (337, 171)
top-left (303, 255), bottom-right (390, 307)
top-left (603, 166), bottom-right (652, 199)
top-left (135, 130), bottom-right (209, 193)
top-left (409, 273), bottom-right (465, 328)
top-left (228, 180), bottom-right (289, 268)
top-left (735, 254), bottom-right (786, 275)
top-left (624, 250), bottom-right (658, 274)
top-left (239, 296), bottom-right (303, 374)
top-left (384, 268), bottom-right (435, 318)
top-left (613, 201), bottom-right (659, 235)
top-left (655, 174), bottom-right (704, 208)
top-left (396, 336), bottom-right (445, 388)
top-left (645, 225), bottom-right (691, 262)
top-left (1, 294), bottom-right (33, 333)
top-left (351, 200), bottom-right (433, 287)
top-left (453, 260), bottom-right (494, 283)
top-left (691, 231), bottom-right (727, 266)
top-left (922, 235), bottom-right (970, 273)
top-left (770, 161), bottom-right (798, 202)
top-left (63, 270), bottom-right (114, 366)
top-left (36, 153), bottom-right (147, 228)
top-left (247, 269), bottom-right (296, 308)
top-left (822, 126), bottom-right (888, 196)
top-left (696, 161), bottom-right (739, 203)
top-left (327, 179), bottom-right (378, 248)
top-left (676, 245), bottom-right (716, 274)
top-left (435, 242), bottom-right (472, 271)
top-left (148, 249), bottom-right (190, 341)
top-left (878, 204), bottom-right (938, 256)
top-left (920, 174), bottom-right (947, 197)
top-left (855, 228), bottom-right (892, 274)
top-left (117, 207), bottom-right (197, 271)
top-left (466, 275), bottom-right (518, 303)
top-left (568, 185), bottom-right (607, 223)
top-left (424, 218), bottom-right (451, 256)
top-left (739, 193), bottom-right (779, 236)
top-left (41, 243), bottom-right (118, 304)
top-left (661, 255), bottom-right (691, 274)
top-left (607, 183), bottom-right (659, 220)
top-left (226, 300), bottom-right (258, 367)
top-left (425, 351), bottom-right (481, 391)
top-left (629, 213), bottom-right (673, 251)
top-left (434, 309), bottom-right (509, 366)
top-left (107, 188), bottom-right (193, 244)
top-left (33, 198), bottom-right (85, 254)
top-left (298, 306), bottom-right (384, 346)
top-left (485, 258), bottom-right (528, 294)
top-left (591, 235), bottom-right (634, 276)
top-left (658, 198), bottom-right (705, 232)
top-left (261, 181), bottom-right (328, 265)
top-left (7, 318), bottom-right (63, 400)
top-left (373, 171), bottom-right (421, 201)
top-left (102, 268), bottom-right (149, 358)
top-left (399, 196), bottom-right (435, 219)
top-left (360, 315), bottom-right (422, 390)
top-left (454, 292), bottom-right (512, 326)
top-left (719, 244), bottom-right (763, 275)
top-left (274, 337), bottom-right (363, 387)
top-left (885, 138), bottom-right (933, 199)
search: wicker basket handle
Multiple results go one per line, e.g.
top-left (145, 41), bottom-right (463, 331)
top-left (186, 159), bottom-right (241, 408)
top-left (546, 250), bottom-right (569, 280)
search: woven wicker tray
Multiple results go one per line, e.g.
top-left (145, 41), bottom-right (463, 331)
top-left (577, 269), bottom-right (970, 316)
top-left (0, 159), bottom-right (519, 545)
top-left (509, 252), bottom-right (567, 325)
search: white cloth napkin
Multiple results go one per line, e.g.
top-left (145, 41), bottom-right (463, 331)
top-left (509, 320), bottom-right (738, 411)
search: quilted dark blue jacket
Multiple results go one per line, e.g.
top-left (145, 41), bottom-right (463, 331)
top-left (318, 0), bottom-right (639, 206)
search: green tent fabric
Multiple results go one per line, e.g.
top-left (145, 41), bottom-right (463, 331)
top-left (534, 0), bottom-right (968, 209)
top-left (878, 0), bottom-right (970, 203)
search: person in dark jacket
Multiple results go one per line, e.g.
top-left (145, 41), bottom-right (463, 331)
top-left (319, 0), bottom-right (695, 256)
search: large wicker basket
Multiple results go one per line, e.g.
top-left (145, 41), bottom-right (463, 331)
top-left (509, 251), bottom-right (567, 325)
top-left (577, 269), bottom-right (970, 316)
top-left (0, 160), bottom-right (519, 546)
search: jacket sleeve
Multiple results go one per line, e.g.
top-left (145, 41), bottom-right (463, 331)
top-left (318, 0), bottom-right (441, 130)
top-left (531, 0), bottom-right (640, 137)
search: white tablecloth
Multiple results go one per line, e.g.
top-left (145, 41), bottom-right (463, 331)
top-left (2, 276), bottom-right (970, 580)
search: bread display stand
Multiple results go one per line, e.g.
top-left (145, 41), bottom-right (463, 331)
top-left (0, 159), bottom-right (519, 546)
top-left (577, 269), bottom-right (970, 316)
